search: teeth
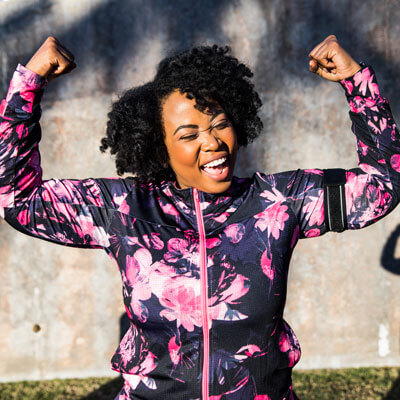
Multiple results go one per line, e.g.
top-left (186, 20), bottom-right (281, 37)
top-left (203, 157), bottom-right (226, 168)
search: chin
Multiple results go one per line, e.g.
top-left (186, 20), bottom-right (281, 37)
top-left (201, 178), bottom-right (233, 194)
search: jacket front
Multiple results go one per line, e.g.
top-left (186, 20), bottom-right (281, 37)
top-left (1, 64), bottom-right (400, 400)
top-left (107, 174), bottom-right (303, 399)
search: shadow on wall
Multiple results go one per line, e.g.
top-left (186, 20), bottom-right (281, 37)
top-left (381, 224), bottom-right (400, 275)
top-left (253, 0), bottom-right (400, 102)
top-left (247, 0), bottom-right (400, 175)
top-left (80, 313), bottom-right (130, 399)
top-left (1, 0), bottom-right (232, 96)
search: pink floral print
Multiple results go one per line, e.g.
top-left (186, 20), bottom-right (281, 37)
top-left (254, 202), bottom-right (290, 240)
top-left (159, 279), bottom-right (202, 331)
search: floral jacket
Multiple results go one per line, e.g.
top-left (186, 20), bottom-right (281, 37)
top-left (1, 64), bottom-right (399, 400)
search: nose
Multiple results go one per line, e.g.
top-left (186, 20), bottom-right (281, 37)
top-left (200, 128), bottom-right (221, 151)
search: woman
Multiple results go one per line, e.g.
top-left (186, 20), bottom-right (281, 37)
top-left (1, 35), bottom-right (399, 399)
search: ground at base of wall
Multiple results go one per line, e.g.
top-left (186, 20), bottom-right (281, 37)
top-left (0, 367), bottom-right (400, 400)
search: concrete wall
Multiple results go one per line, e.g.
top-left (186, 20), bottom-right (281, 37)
top-left (1, 0), bottom-right (400, 382)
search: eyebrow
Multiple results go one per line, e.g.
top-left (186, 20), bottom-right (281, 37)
top-left (172, 110), bottom-right (225, 136)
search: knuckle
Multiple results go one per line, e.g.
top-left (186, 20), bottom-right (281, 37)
top-left (331, 41), bottom-right (339, 49)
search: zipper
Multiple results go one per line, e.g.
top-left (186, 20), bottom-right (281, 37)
top-left (192, 188), bottom-right (209, 400)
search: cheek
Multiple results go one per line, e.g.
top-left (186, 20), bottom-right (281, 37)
top-left (224, 128), bottom-right (238, 151)
top-left (167, 141), bottom-right (199, 169)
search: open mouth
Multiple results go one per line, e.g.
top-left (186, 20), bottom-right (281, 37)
top-left (200, 156), bottom-right (230, 180)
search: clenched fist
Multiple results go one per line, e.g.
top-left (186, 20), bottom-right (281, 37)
top-left (309, 35), bottom-right (361, 81)
top-left (25, 36), bottom-right (76, 82)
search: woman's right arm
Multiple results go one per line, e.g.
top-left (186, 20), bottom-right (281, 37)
top-left (0, 37), bottom-right (132, 249)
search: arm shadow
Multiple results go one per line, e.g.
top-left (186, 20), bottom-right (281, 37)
top-left (79, 312), bottom-right (130, 399)
top-left (383, 372), bottom-right (400, 400)
top-left (380, 224), bottom-right (400, 275)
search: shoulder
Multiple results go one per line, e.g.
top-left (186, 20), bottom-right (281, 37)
top-left (249, 169), bottom-right (324, 198)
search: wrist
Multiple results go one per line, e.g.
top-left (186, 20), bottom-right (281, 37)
top-left (339, 63), bottom-right (378, 102)
top-left (24, 61), bottom-right (51, 79)
top-left (342, 62), bottom-right (362, 80)
top-left (16, 64), bottom-right (48, 87)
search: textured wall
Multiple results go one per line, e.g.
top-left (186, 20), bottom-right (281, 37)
top-left (1, 0), bottom-right (400, 382)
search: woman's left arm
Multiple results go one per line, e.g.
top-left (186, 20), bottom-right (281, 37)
top-left (257, 35), bottom-right (400, 239)
top-left (340, 63), bottom-right (400, 229)
top-left (306, 34), bottom-right (400, 233)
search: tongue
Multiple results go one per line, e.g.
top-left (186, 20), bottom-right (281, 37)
top-left (203, 165), bottom-right (225, 176)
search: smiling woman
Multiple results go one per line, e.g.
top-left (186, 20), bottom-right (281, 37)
top-left (1, 35), bottom-right (400, 400)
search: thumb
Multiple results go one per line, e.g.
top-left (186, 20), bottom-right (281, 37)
top-left (309, 59), bottom-right (318, 73)
top-left (310, 60), bottom-right (338, 81)
top-left (315, 67), bottom-right (337, 81)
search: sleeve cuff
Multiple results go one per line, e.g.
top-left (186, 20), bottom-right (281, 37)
top-left (16, 64), bottom-right (48, 88)
top-left (339, 64), bottom-right (379, 99)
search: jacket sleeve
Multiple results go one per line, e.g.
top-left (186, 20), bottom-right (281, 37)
top-left (0, 64), bottom-right (132, 248)
top-left (258, 64), bottom-right (400, 239)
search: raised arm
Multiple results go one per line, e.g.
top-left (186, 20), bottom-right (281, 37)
top-left (0, 37), bottom-right (133, 248)
top-left (256, 35), bottom-right (400, 239)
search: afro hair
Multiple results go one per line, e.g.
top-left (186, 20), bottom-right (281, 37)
top-left (100, 44), bottom-right (263, 183)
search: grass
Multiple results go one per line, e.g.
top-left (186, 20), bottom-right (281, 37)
top-left (0, 367), bottom-right (400, 399)
top-left (293, 367), bottom-right (400, 399)
top-left (0, 377), bottom-right (124, 400)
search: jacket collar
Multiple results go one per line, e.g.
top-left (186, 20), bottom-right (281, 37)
top-left (159, 176), bottom-right (252, 234)
top-left (160, 176), bottom-right (249, 204)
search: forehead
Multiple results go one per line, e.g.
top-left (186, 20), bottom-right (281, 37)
top-left (161, 90), bottom-right (223, 130)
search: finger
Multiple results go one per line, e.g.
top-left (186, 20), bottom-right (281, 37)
top-left (309, 35), bottom-right (338, 60)
top-left (47, 36), bottom-right (75, 62)
top-left (63, 61), bottom-right (77, 74)
top-left (313, 65), bottom-right (339, 81)
top-left (309, 58), bottom-right (328, 75)
top-left (51, 53), bottom-right (74, 76)
top-left (58, 44), bottom-right (75, 62)
top-left (308, 35), bottom-right (333, 59)
top-left (50, 36), bottom-right (60, 44)
top-left (60, 61), bottom-right (76, 75)
top-left (312, 56), bottom-right (335, 68)
top-left (54, 61), bottom-right (75, 76)
top-left (313, 42), bottom-right (330, 62)
top-left (312, 34), bottom-right (337, 53)
top-left (309, 59), bottom-right (318, 73)
top-left (309, 41), bottom-right (325, 59)
top-left (311, 47), bottom-right (340, 74)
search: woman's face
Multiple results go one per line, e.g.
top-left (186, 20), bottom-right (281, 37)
top-left (162, 90), bottom-right (238, 193)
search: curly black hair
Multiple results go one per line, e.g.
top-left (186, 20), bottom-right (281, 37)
top-left (100, 44), bottom-right (263, 183)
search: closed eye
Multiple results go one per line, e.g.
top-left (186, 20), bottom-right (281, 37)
top-left (180, 133), bottom-right (198, 141)
top-left (213, 120), bottom-right (231, 130)
top-left (180, 120), bottom-right (231, 140)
